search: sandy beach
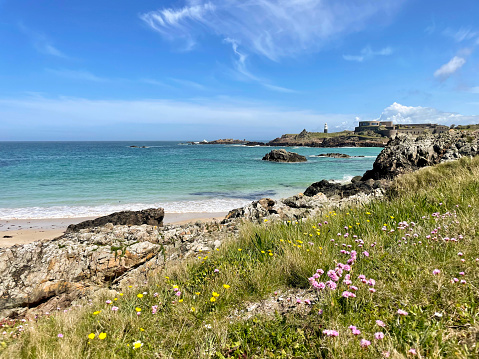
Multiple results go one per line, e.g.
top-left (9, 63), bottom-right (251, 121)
top-left (0, 212), bottom-right (227, 248)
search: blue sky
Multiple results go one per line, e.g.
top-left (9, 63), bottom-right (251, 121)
top-left (1, 0), bottom-right (479, 140)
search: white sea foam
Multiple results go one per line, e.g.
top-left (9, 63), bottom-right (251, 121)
top-left (331, 175), bottom-right (355, 184)
top-left (0, 198), bottom-right (253, 220)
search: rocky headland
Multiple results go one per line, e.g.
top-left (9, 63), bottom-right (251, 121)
top-left (267, 129), bottom-right (388, 147)
top-left (2, 131), bottom-right (478, 320)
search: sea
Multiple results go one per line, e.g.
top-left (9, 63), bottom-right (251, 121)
top-left (0, 142), bottom-right (382, 220)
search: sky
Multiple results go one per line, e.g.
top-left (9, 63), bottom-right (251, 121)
top-left (1, 0), bottom-right (479, 141)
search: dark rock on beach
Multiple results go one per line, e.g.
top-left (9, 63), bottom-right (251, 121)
top-left (66, 208), bottom-right (164, 232)
top-left (362, 132), bottom-right (479, 180)
top-left (262, 149), bottom-right (307, 162)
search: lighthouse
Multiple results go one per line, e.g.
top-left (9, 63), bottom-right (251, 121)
top-left (324, 123), bottom-right (328, 134)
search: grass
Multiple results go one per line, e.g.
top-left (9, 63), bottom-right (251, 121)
top-left (2, 157), bottom-right (479, 358)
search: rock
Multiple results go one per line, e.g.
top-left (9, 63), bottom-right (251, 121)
top-left (317, 153), bottom-right (351, 158)
top-left (66, 208), bottom-right (164, 232)
top-left (244, 141), bottom-right (266, 146)
top-left (0, 218), bottom-right (240, 319)
top-left (303, 179), bottom-right (391, 199)
top-left (262, 149), bottom-right (307, 163)
top-left (361, 132), bottom-right (479, 180)
top-left (351, 176), bottom-right (363, 183)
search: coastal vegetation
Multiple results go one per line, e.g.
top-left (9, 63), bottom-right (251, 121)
top-left (2, 156), bottom-right (479, 358)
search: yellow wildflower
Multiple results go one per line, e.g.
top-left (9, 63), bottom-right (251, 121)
top-left (212, 292), bottom-right (219, 297)
top-left (223, 284), bottom-right (230, 289)
top-left (135, 307), bottom-right (141, 312)
top-left (210, 297), bottom-right (216, 302)
top-left (98, 333), bottom-right (107, 340)
top-left (137, 293), bottom-right (143, 298)
top-left (88, 333), bottom-right (95, 340)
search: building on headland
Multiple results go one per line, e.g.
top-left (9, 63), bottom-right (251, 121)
top-left (354, 120), bottom-right (449, 138)
top-left (324, 123), bottom-right (328, 134)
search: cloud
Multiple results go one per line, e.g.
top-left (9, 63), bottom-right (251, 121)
top-left (262, 84), bottom-right (298, 93)
top-left (434, 56), bottom-right (466, 80)
top-left (140, 2), bottom-right (215, 49)
top-left (376, 102), bottom-right (479, 126)
top-left (140, 0), bottom-right (404, 61)
top-left (169, 78), bottom-right (208, 90)
top-left (223, 38), bottom-right (297, 93)
top-left (469, 87), bottom-right (479, 94)
top-left (443, 27), bottom-right (478, 42)
top-left (0, 95), bottom-right (351, 140)
top-left (343, 46), bottom-right (393, 62)
top-left (19, 23), bottom-right (68, 58)
top-left (46, 69), bottom-right (108, 82)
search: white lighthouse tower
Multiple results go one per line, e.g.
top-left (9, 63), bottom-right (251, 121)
top-left (324, 123), bottom-right (328, 134)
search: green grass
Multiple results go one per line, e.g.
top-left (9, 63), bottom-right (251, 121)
top-left (2, 157), bottom-right (479, 358)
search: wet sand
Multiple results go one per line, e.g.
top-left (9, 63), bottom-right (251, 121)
top-left (0, 212), bottom-right (227, 248)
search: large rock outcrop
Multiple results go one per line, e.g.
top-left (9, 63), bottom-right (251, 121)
top-left (66, 208), bottom-right (164, 232)
top-left (362, 132), bottom-right (479, 180)
top-left (262, 149), bottom-right (307, 163)
top-left (0, 218), bottom-right (239, 319)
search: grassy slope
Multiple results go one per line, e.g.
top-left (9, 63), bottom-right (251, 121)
top-left (2, 157), bottom-right (479, 358)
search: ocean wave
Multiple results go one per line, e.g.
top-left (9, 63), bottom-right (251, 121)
top-left (0, 199), bottom-right (253, 220)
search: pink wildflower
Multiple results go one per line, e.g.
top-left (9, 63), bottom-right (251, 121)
top-left (360, 339), bottom-right (371, 348)
top-left (362, 251), bottom-right (370, 257)
top-left (214, 268), bottom-right (219, 273)
top-left (374, 332), bottom-right (385, 340)
top-left (349, 326), bottom-right (361, 335)
top-left (57, 333), bottom-right (63, 338)
top-left (323, 329), bottom-right (339, 337)
top-left (111, 306), bottom-right (119, 311)
top-left (369, 288), bottom-right (376, 293)
top-left (326, 281), bottom-right (337, 290)
top-left (397, 309), bottom-right (408, 316)
top-left (432, 269), bottom-right (440, 275)
top-left (408, 348), bottom-right (417, 355)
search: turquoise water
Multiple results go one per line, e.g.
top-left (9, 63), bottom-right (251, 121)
top-left (0, 142), bottom-right (381, 219)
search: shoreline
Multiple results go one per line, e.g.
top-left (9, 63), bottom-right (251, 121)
top-left (0, 212), bottom-right (228, 248)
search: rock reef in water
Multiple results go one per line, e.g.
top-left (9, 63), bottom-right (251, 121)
top-left (262, 149), bottom-right (307, 162)
top-left (317, 153), bottom-right (351, 158)
top-left (362, 132), bottom-right (479, 180)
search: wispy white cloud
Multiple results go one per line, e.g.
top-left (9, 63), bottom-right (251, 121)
top-left (46, 69), bottom-right (108, 82)
top-left (343, 46), bottom-right (393, 62)
top-left (223, 37), bottom-right (297, 93)
top-left (140, 2), bottom-right (215, 50)
top-left (376, 102), bottom-right (479, 126)
top-left (170, 78), bottom-right (208, 90)
top-left (443, 27), bottom-right (478, 42)
top-left (19, 23), bottom-right (68, 58)
top-left (262, 84), bottom-right (298, 93)
top-left (433, 56), bottom-right (466, 80)
top-left (141, 0), bottom-right (404, 61)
